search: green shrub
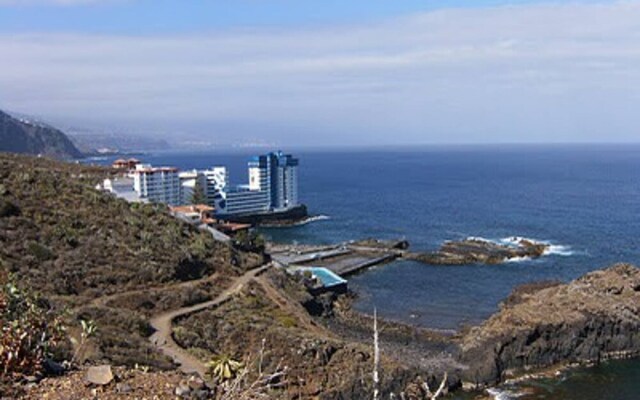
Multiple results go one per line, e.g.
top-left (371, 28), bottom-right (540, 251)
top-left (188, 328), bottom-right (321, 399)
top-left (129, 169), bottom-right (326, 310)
top-left (0, 272), bottom-right (67, 386)
top-left (27, 241), bottom-right (54, 261)
top-left (276, 315), bottom-right (298, 328)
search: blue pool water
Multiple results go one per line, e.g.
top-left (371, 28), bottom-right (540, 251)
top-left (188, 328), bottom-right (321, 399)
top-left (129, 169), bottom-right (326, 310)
top-left (308, 267), bottom-right (347, 287)
top-left (89, 144), bottom-right (640, 399)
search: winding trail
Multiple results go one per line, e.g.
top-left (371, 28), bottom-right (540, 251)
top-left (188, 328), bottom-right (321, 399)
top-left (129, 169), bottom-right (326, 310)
top-left (86, 273), bottom-right (221, 310)
top-left (148, 264), bottom-right (272, 378)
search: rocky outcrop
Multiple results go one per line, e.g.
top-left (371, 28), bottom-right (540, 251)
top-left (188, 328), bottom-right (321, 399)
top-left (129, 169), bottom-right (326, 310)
top-left (222, 204), bottom-right (309, 226)
top-left (351, 239), bottom-right (410, 250)
top-left (0, 110), bottom-right (83, 159)
top-left (405, 238), bottom-right (548, 265)
top-left (459, 264), bottom-right (640, 386)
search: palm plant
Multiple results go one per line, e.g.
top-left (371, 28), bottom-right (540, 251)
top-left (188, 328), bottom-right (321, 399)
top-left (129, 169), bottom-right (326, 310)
top-left (206, 354), bottom-right (244, 382)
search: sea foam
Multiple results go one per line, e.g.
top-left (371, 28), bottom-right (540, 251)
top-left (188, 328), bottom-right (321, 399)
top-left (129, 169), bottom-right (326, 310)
top-left (486, 388), bottom-right (525, 400)
top-left (463, 236), bottom-right (574, 259)
top-left (544, 244), bottom-right (574, 256)
top-left (296, 215), bottom-right (330, 225)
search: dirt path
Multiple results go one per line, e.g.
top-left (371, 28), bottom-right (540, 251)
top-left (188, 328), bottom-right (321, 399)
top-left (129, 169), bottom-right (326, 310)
top-left (56, 272), bottom-right (223, 314)
top-left (87, 273), bottom-right (222, 310)
top-left (148, 264), bottom-right (272, 378)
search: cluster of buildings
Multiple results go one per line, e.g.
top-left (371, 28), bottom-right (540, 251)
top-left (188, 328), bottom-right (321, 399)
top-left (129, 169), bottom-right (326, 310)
top-left (101, 151), bottom-right (301, 220)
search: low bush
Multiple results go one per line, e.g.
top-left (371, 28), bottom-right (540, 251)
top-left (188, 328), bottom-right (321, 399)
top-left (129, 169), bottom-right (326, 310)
top-left (0, 199), bottom-right (20, 218)
top-left (0, 271), bottom-right (67, 390)
top-left (26, 241), bottom-right (54, 261)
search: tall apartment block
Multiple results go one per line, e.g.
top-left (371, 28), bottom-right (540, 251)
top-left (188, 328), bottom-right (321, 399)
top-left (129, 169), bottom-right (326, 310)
top-left (132, 164), bottom-right (181, 205)
top-left (215, 151), bottom-right (300, 217)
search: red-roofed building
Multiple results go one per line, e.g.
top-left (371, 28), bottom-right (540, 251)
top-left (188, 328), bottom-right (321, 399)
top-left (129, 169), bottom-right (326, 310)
top-left (112, 158), bottom-right (141, 170)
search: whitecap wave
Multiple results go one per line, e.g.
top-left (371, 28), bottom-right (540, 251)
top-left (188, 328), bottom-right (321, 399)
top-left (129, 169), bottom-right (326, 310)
top-left (464, 236), bottom-right (574, 258)
top-left (466, 236), bottom-right (493, 243)
top-left (544, 244), bottom-right (574, 256)
top-left (299, 215), bottom-right (330, 224)
top-left (264, 215), bottom-right (330, 228)
top-left (486, 387), bottom-right (525, 400)
top-left (504, 256), bottom-right (533, 263)
top-left (498, 236), bottom-right (538, 247)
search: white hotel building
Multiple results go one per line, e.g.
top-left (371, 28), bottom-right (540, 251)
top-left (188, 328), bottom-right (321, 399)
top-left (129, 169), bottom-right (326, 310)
top-left (132, 164), bottom-right (181, 205)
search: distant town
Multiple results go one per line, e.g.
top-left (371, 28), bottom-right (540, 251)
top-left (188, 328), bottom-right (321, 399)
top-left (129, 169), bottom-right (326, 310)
top-left (99, 151), bottom-right (306, 233)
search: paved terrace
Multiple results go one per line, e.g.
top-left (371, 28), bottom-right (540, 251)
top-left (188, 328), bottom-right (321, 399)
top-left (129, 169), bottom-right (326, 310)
top-left (270, 240), bottom-right (404, 277)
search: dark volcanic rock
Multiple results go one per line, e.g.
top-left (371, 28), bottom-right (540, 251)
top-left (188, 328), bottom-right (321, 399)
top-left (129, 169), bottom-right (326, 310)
top-left (404, 238), bottom-right (548, 265)
top-left (459, 264), bottom-right (640, 387)
top-left (0, 110), bottom-right (83, 159)
top-left (223, 204), bottom-right (309, 226)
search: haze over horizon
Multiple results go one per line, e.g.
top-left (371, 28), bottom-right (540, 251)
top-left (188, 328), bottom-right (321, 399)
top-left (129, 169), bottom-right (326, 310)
top-left (1, 0), bottom-right (640, 147)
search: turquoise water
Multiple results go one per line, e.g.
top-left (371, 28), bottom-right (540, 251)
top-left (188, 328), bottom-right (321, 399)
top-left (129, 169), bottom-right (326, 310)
top-left (308, 267), bottom-right (347, 287)
top-left (90, 144), bottom-right (640, 399)
top-left (293, 266), bottom-right (347, 287)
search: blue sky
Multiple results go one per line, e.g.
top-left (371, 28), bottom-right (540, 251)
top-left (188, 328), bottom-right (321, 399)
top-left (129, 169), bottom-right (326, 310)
top-left (0, 1), bottom-right (605, 33)
top-left (1, 0), bottom-right (639, 146)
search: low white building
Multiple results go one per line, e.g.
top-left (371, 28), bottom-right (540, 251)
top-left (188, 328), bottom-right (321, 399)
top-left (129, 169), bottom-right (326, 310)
top-left (102, 177), bottom-right (145, 203)
top-left (220, 185), bottom-right (271, 215)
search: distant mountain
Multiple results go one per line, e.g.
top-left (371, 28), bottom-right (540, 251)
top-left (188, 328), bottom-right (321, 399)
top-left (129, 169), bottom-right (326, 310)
top-left (68, 131), bottom-right (170, 154)
top-left (0, 110), bottom-right (83, 159)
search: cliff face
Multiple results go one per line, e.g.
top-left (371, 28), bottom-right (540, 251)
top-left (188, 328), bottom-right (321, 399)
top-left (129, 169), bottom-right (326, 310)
top-left (460, 264), bottom-right (640, 386)
top-left (0, 110), bottom-right (83, 159)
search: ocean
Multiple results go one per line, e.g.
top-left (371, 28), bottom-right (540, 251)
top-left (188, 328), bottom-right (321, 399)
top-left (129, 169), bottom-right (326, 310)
top-left (90, 144), bottom-right (640, 399)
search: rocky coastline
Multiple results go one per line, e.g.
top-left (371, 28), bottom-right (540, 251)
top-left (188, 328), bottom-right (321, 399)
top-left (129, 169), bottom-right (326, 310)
top-left (276, 256), bottom-right (640, 396)
top-left (221, 204), bottom-right (310, 227)
top-left (404, 237), bottom-right (548, 265)
top-left (458, 263), bottom-right (640, 388)
top-left (268, 235), bottom-right (640, 395)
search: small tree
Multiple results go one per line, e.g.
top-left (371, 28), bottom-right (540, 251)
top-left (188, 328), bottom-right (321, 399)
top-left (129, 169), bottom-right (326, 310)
top-left (190, 179), bottom-right (208, 205)
top-left (233, 230), bottom-right (266, 253)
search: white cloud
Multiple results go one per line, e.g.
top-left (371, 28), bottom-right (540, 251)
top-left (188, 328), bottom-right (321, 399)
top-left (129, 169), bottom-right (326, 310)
top-left (1, 1), bottom-right (640, 144)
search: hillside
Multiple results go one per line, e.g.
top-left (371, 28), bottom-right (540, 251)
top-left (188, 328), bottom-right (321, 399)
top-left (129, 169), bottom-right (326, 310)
top-left (0, 110), bottom-right (83, 159)
top-left (0, 153), bottom-right (265, 372)
top-left (68, 131), bottom-right (170, 154)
